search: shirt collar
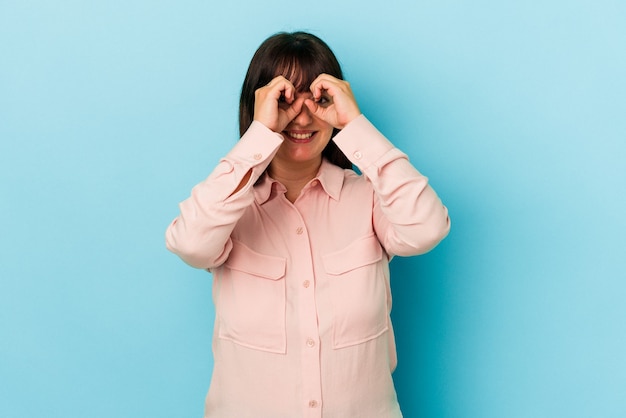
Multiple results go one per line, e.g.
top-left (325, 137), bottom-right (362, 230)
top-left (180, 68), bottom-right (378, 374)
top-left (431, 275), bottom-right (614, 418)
top-left (254, 159), bottom-right (345, 205)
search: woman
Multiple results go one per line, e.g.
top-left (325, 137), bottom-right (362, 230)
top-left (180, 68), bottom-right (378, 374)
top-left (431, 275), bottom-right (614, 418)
top-left (166, 31), bottom-right (450, 418)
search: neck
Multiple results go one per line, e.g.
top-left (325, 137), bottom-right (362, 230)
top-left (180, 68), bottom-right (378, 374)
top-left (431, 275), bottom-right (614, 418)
top-left (268, 157), bottom-right (322, 203)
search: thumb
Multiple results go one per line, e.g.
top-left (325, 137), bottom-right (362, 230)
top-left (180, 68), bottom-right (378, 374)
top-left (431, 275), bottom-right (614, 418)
top-left (304, 98), bottom-right (338, 127)
top-left (287, 97), bottom-right (306, 119)
top-left (303, 98), bottom-right (317, 114)
top-left (304, 98), bottom-right (326, 120)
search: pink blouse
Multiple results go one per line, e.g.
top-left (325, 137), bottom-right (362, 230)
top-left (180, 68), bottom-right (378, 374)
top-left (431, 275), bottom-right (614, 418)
top-left (166, 115), bottom-right (450, 418)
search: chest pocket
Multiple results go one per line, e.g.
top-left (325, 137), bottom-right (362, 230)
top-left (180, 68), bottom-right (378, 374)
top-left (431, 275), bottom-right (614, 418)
top-left (323, 234), bottom-right (389, 349)
top-left (216, 239), bottom-right (287, 354)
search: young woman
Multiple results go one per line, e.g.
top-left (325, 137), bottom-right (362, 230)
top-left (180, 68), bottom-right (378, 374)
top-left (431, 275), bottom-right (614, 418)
top-left (166, 31), bottom-right (450, 418)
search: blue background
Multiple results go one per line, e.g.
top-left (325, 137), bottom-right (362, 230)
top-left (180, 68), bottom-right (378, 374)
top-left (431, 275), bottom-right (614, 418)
top-left (1, 1), bottom-right (625, 417)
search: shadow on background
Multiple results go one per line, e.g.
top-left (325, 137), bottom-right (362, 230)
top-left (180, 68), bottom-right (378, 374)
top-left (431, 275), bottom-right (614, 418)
top-left (391, 246), bottom-right (454, 417)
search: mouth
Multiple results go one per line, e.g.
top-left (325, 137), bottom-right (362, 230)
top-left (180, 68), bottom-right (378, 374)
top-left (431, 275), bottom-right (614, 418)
top-left (283, 130), bottom-right (317, 143)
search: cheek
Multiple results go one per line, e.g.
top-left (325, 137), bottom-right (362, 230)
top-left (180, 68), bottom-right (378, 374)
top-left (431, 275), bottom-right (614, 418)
top-left (319, 124), bottom-right (334, 141)
top-left (318, 130), bottom-right (333, 149)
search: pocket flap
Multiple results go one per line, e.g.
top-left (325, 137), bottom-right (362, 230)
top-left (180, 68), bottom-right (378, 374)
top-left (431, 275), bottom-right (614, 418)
top-left (323, 234), bottom-right (383, 275)
top-left (225, 240), bottom-right (286, 280)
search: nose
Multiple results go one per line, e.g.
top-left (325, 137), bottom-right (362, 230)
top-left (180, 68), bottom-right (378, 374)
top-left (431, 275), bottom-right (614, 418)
top-left (292, 102), bottom-right (313, 126)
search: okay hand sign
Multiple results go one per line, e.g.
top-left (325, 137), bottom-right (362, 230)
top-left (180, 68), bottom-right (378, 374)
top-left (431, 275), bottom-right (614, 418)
top-left (304, 74), bottom-right (361, 129)
top-left (253, 76), bottom-right (305, 133)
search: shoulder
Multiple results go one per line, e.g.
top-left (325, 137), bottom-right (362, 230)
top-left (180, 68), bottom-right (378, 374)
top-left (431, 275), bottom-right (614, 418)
top-left (337, 166), bottom-right (374, 201)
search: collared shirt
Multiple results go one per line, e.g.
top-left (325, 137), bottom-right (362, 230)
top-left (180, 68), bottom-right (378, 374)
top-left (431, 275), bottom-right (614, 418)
top-left (166, 115), bottom-right (450, 418)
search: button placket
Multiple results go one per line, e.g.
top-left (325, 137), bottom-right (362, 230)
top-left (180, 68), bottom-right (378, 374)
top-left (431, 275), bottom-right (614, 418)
top-left (284, 208), bottom-right (322, 416)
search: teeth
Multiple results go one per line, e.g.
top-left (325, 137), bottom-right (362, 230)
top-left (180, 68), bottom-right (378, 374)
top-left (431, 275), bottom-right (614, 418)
top-left (290, 132), bottom-right (314, 140)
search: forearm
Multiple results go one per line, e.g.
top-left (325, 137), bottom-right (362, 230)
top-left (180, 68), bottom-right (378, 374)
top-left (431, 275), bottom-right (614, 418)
top-left (165, 122), bottom-right (283, 268)
top-left (333, 115), bottom-right (450, 256)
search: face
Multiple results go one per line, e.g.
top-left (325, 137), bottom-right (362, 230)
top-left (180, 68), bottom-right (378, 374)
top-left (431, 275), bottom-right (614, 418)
top-left (273, 90), bottom-right (334, 168)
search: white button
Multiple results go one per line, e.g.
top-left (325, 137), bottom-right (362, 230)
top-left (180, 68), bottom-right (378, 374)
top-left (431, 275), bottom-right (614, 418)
top-left (306, 338), bottom-right (315, 348)
top-left (309, 400), bottom-right (318, 408)
top-left (253, 153), bottom-right (262, 160)
top-left (303, 280), bottom-right (310, 288)
top-left (353, 151), bottom-right (363, 160)
top-left (310, 180), bottom-right (319, 187)
top-left (296, 227), bottom-right (304, 235)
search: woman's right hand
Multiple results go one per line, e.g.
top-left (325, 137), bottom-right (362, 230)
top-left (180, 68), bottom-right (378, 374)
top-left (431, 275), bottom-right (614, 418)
top-left (253, 76), bottom-right (304, 133)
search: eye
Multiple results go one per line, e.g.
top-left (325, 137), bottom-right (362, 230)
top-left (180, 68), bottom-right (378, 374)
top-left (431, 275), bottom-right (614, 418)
top-left (316, 94), bottom-right (332, 108)
top-left (278, 94), bottom-right (290, 110)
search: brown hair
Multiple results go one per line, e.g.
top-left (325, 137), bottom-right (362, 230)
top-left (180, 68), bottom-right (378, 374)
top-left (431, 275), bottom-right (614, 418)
top-left (239, 31), bottom-right (352, 169)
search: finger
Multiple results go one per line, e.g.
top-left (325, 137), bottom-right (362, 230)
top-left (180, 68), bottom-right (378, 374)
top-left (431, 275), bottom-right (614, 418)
top-left (269, 75), bottom-right (291, 96)
top-left (267, 75), bottom-right (290, 86)
top-left (285, 97), bottom-right (305, 120)
top-left (276, 78), bottom-right (296, 104)
top-left (303, 98), bottom-right (320, 116)
top-left (282, 82), bottom-right (295, 103)
top-left (310, 76), bottom-right (344, 102)
top-left (309, 78), bottom-right (327, 100)
top-left (303, 98), bottom-right (333, 126)
top-left (254, 77), bottom-right (297, 132)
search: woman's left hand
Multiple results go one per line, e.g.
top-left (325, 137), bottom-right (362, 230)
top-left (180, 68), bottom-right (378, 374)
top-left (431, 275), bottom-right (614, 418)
top-left (305, 74), bottom-right (361, 129)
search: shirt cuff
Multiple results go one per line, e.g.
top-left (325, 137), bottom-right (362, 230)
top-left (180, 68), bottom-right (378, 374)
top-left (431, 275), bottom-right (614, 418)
top-left (332, 115), bottom-right (396, 173)
top-left (225, 121), bottom-right (284, 167)
top-left (206, 121), bottom-right (284, 201)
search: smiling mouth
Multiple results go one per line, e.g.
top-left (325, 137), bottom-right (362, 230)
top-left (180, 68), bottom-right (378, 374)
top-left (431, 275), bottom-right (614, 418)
top-left (284, 131), bottom-right (316, 142)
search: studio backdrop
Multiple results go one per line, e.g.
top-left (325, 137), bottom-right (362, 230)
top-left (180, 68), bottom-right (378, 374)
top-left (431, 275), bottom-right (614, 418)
top-left (1, 1), bottom-right (625, 417)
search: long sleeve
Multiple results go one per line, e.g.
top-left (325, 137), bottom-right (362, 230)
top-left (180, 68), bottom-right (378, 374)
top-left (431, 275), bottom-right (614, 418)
top-left (174, 116), bottom-right (448, 418)
top-left (332, 115), bottom-right (450, 257)
top-left (165, 122), bottom-right (283, 269)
